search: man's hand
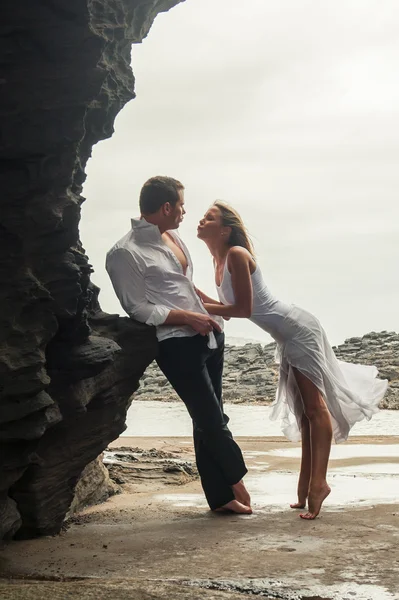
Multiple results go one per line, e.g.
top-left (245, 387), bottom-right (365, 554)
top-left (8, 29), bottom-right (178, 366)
top-left (164, 309), bottom-right (222, 335)
top-left (185, 312), bottom-right (222, 335)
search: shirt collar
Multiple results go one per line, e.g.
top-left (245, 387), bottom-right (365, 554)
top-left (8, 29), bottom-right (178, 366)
top-left (131, 217), bottom-right (163, 243)
top-left (130, 217), bottom-right (180, 244)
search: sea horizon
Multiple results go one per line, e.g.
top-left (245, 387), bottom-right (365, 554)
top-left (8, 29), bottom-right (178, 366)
top-left (225, 329), bottom-right (398, 348)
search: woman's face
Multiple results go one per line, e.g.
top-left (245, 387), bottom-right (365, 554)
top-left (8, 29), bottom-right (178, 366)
top-left (197, 207), bottom-right (225, 241)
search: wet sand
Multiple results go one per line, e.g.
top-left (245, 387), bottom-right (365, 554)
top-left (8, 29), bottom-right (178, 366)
top-left (1, 435), bottom-right (398, 600)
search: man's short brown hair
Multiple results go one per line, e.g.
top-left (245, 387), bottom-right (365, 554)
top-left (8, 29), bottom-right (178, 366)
top-left (139, 176), bottom-right (184, 215)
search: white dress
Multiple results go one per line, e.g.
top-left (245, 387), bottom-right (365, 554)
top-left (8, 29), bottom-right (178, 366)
top-left (216, 255), bottom-right (388, 443)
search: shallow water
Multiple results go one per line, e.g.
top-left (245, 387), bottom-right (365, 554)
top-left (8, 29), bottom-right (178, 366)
top-left (124, 401), bottom-right (399, 437)
top-left (185, 578), bottom-right (398, 600)
top-left (156, 468), bottom-right (399, 512)
top-left (266, 444), bottom-right (399, 459)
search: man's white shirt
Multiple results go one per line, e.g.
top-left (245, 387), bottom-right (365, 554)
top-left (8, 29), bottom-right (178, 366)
top-left (106, 218), bottom-right (223, 346)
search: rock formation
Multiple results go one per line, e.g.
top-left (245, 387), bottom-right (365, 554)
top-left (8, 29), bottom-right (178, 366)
top-left (0, 0), bottom-right (183, 540)
top-left (67, 455), bottom-right (120, 517)
top-left (103, 446), bottom-right (198, 488)
top-left (137, 331), bottom-right (399, 408)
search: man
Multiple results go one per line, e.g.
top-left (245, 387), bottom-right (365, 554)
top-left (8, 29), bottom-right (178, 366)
top-left (106, 176), bottom-right (251, 513)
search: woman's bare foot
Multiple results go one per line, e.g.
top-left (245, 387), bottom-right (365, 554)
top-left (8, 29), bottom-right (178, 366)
top-left (214, 500), bottom-right (252, 515)
top-left (290, 501), bottom-right (306, 509)
top-left (290, 487), bottom-right (308, 509)
top-left (300, 483), bottom-right (331, 520)
top-left (232, 480), bottom-right (251, 507)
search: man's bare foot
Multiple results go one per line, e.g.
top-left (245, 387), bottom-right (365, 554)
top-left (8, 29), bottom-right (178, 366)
top-left (214, 500), bottom-right (252, 515)
top-left (300, 483), bottom-right (331, 520)
top-left (232, 480), bottom-right (251, 507)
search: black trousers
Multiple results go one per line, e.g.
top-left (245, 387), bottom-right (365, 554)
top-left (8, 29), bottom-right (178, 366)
top-left (156, 331), bottom-right (247, 510)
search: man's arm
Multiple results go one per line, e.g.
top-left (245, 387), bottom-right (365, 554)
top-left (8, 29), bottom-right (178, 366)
top-left (106, 249), bottom-right (221, 334)
top-left (106, 248), bottom-right (170, 326)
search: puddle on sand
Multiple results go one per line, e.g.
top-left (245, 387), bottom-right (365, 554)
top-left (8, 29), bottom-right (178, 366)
top-left (265, 444), bottom-right (399, 460)
top-left (251, 461), bottom-right (270, 470)
top-left (154, 442), bottom-right (399, 511)
top-left (156, 468), bottom-right (399, 511)
top-left (243, 451), bottom-right (270, 457)
top-left (179, 578), bottom-right (398, 600)
top-left (330, 462), bottom-right (399, 475)
top-left (297, 580), bottom-right (398, 600)
top-left (247, 470), bottom-right (399, 509)
top-left (155, 493), bottom-right (208, 508)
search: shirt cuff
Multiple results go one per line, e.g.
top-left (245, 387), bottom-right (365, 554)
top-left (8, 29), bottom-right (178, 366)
top-left (145, 305), bottom-right (171, 327)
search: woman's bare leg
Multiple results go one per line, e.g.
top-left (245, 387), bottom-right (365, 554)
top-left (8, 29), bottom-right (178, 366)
top-left (292, 368), bottom-right (332, 519)
top-left (290, 413), bottom-right (311, 509)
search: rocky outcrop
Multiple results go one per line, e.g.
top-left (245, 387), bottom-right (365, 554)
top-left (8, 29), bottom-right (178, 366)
top-left (332, 331), bottom-right (399, 409)
top-left (0, 0), bottom-right (183, 540)
top-left (67, 455), bottom-right (120, 517)
top-left (137, 331), bottom-right (399, 408)
top-left (104, 446), bottom-right (198, 488)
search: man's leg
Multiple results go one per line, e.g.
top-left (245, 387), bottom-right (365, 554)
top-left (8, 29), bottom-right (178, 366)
top-left (205, 331), bottom-right (251, 508)
top-left (156, 334), bottom-right (247, 510)
top-left (205, 330), bottom-right (225, 404)
top-left (193, 331), bottom-right (241, 508)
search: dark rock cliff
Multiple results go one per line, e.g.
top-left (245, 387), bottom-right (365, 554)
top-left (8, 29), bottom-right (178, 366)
top-left (0, 0), bottom-right (183, 540)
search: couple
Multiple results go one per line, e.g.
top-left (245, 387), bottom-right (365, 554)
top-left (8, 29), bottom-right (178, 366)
top-left (106, 176), bottom-right (388, 520)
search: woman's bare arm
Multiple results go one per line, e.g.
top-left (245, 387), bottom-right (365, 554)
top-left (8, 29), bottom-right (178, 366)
top-left (204, 248), bottom-right (253, 318)
top-left (194, 286), bottom-right (222, 305)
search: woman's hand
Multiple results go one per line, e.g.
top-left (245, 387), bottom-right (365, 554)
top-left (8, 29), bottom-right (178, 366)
top-left (194, 286), bottom-right (205, 303)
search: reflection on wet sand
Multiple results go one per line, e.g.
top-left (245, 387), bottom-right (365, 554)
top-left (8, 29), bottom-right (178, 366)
top-left (156, 471), bottom-right (399, 511)
top-left (156, 442), bottom-right (399, 511)
top-left (265, 444), bottom-right (399, 459)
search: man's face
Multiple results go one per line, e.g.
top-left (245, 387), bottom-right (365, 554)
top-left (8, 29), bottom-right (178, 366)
top-left (168, 189), bottom-right (186, 229)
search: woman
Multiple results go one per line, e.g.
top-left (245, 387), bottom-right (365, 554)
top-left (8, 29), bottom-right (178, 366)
top-left (197, 201), bottom-right (388, 520)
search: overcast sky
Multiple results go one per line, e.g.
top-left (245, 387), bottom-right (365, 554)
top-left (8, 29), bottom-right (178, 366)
top-left (81, 0), bottom-right (399, 346)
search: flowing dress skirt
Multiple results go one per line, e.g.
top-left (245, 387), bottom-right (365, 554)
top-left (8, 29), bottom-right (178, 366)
top-left (269, 306), bottom-right (388, 443)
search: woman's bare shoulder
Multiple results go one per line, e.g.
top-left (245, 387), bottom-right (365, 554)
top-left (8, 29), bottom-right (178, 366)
top-left (227, 246), bottom-right (256, 271)
top-left (227, 246), bottom-right (251, 259)
top-left (227, 246), bottom-right (255, 266)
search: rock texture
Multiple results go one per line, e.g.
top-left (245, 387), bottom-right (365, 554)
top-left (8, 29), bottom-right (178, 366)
top-left (104, 446), bottom-right (198, 488)
top-left (0, 0), bottom-right (183, 540)
top-left (332, 331), bottom-right (399, 409)
top-left (137, 331), bottom-right (399, 408)
top-left (67, 455), bottom-right (120, 517)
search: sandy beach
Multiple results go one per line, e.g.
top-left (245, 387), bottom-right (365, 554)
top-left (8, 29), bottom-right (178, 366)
top-left (1, 435), bottom-right (398, 600)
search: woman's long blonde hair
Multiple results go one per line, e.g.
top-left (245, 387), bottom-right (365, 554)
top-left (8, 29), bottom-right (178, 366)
top-left (214, 201), bottom-right (255, 258)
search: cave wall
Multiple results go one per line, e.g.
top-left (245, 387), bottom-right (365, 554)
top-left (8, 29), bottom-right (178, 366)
top-left (0, 0), bottom-right (184, 540)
